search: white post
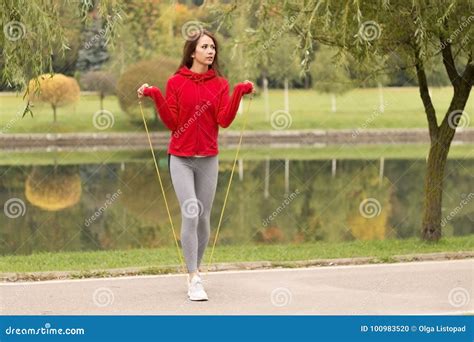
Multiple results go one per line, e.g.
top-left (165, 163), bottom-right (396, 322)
top-left (284, 78), bottom-right (289, 113)
top-left (331, 159), bottom-right (337, 178)
top-left (284, 158), bottom-right (289, 195)
top-left (331, 93), bottom-right (337, 112)
top-left (264, 157), bottom-right (270, 199)
top-left (238, 158), bottom-right (244, 181)
top-left (378, 82), bottom-right (385, 113)
top-left (264, 77), bottom-right (270, 121)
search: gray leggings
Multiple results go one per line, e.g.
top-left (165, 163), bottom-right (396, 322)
top-left (169, 154), bottom-right (219, 273)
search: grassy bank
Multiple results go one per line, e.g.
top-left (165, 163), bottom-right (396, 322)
top-left (1, 236), bottom-right (472, 274)
top-left (0, 143), bottom-right (473, 166)
top-left (2, 87), bottom-right (472, 133)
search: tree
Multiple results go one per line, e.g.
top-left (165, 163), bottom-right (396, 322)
top-left (76, 7), bottom-right (110, 73)
top-left (80, 71), bottom-right (117, 110)
top-left (266, 34), bottom-right (304, 88)
top-left (116, 56), bottom-right (178, 124)
top-left (3, 0), bottom-right (471, 242)
top-left (310, 45), bottom-right (353, 112)
top-left (50, 4), bottom-right (83, 77)
top-left (1, 0), bottom-right (123, 117)
top-left (220, 0), bottom-right (473, 241)
top-left (27, 74), bottom-right (80, 123)
top-left (219, 4), bottom-right (260, 86)
top-left (105, 0), bottom-right (198, 75)
top-left (0, 0), bottom-right (123, 88)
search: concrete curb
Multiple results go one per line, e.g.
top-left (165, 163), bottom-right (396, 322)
top-left (2, 251), bottom-right (472, 283)
top-left (1, 129), bottom-right (473, 151)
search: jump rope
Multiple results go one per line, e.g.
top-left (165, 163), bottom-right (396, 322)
top-left (139, 91), bottom-right (254, 277)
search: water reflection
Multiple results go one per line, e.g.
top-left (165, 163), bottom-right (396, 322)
top-left (0, 157), bottom-right (472, 255)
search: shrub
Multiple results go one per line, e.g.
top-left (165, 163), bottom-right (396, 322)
top-left (80, 71), bottom-right (117, 110)
top-left (27, 73), bottom-right (80, 122)
top-left (116, 56), bottom-right (178, 123)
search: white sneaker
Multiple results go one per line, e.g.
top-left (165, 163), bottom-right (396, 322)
top-left (187, 274), bottom-right (208, 301)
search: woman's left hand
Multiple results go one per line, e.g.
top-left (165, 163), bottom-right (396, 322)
top-left (243, 80), bottom-right (256, 95)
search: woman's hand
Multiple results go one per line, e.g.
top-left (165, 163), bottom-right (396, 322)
top-left (242, 80), bottom-right (256, 95)
top-left (137, 83), bottom-right (150, 99)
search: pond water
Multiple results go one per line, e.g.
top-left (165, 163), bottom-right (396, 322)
top-left (0, 154), bottom-right (472, 255)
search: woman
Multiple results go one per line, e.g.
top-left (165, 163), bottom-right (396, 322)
top-left (137, 30), bottom-right (255, 301)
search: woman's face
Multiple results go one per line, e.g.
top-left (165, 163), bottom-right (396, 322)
top-left (193, 35), bottom-right (215, 66)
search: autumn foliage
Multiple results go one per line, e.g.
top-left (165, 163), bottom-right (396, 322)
top-left (116, 56), bottom-right (177, 122)
top-left (25, 167), bottom-right (82, 211)
top-left (28, 73), bottom-right (80, 122)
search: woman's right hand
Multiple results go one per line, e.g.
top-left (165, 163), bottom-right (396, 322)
top-left (137, 83), bottom-right (150, 98)
top-left (242, 80), bottom-right (255, 94)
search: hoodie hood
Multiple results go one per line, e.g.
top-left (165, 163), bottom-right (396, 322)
top-left (177, 66), bottom-right (216, 82)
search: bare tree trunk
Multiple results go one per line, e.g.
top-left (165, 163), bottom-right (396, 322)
top-left (52, 104), bottom-right (57, 123)
top-left (421, 136), bottom-right (449, 241)
top-left (331, 94), bottom-right (336, 112)
top-left (263, 76), bottom-right (269, 121)
top-left (416, 38), bottom-right (473, 241)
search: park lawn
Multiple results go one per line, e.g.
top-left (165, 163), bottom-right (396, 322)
top-left (0, 236), bottom-right (472, 274)
top-left (0, 94), bottom-right (139, 133)
top-left (1, 87), bottom-right (472, 133)
top-left (217, 143), bottom-right (474, 160)
top-left (0, 143), bottom-right (473, 166)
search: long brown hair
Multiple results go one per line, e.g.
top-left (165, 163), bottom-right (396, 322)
top-left (177, 29), bottom-right (221, 76)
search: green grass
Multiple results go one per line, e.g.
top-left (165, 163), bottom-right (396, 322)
top-left (1, 87), bottom-right (472, 133)
top-left (0, 143), bottom-right (472, 166)
top-left (0, 150), bottom-right (151, 166)
top-left (1, 236), bottom-right (472, 274)
top-left (217, 144), bottom-right (474, 160)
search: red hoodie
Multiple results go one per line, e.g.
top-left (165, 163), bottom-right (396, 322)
top-left (143, 66), bottom-right (253, 157)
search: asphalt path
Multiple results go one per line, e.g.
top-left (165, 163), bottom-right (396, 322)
top-left (1, 259), bottom-right (472, 315)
